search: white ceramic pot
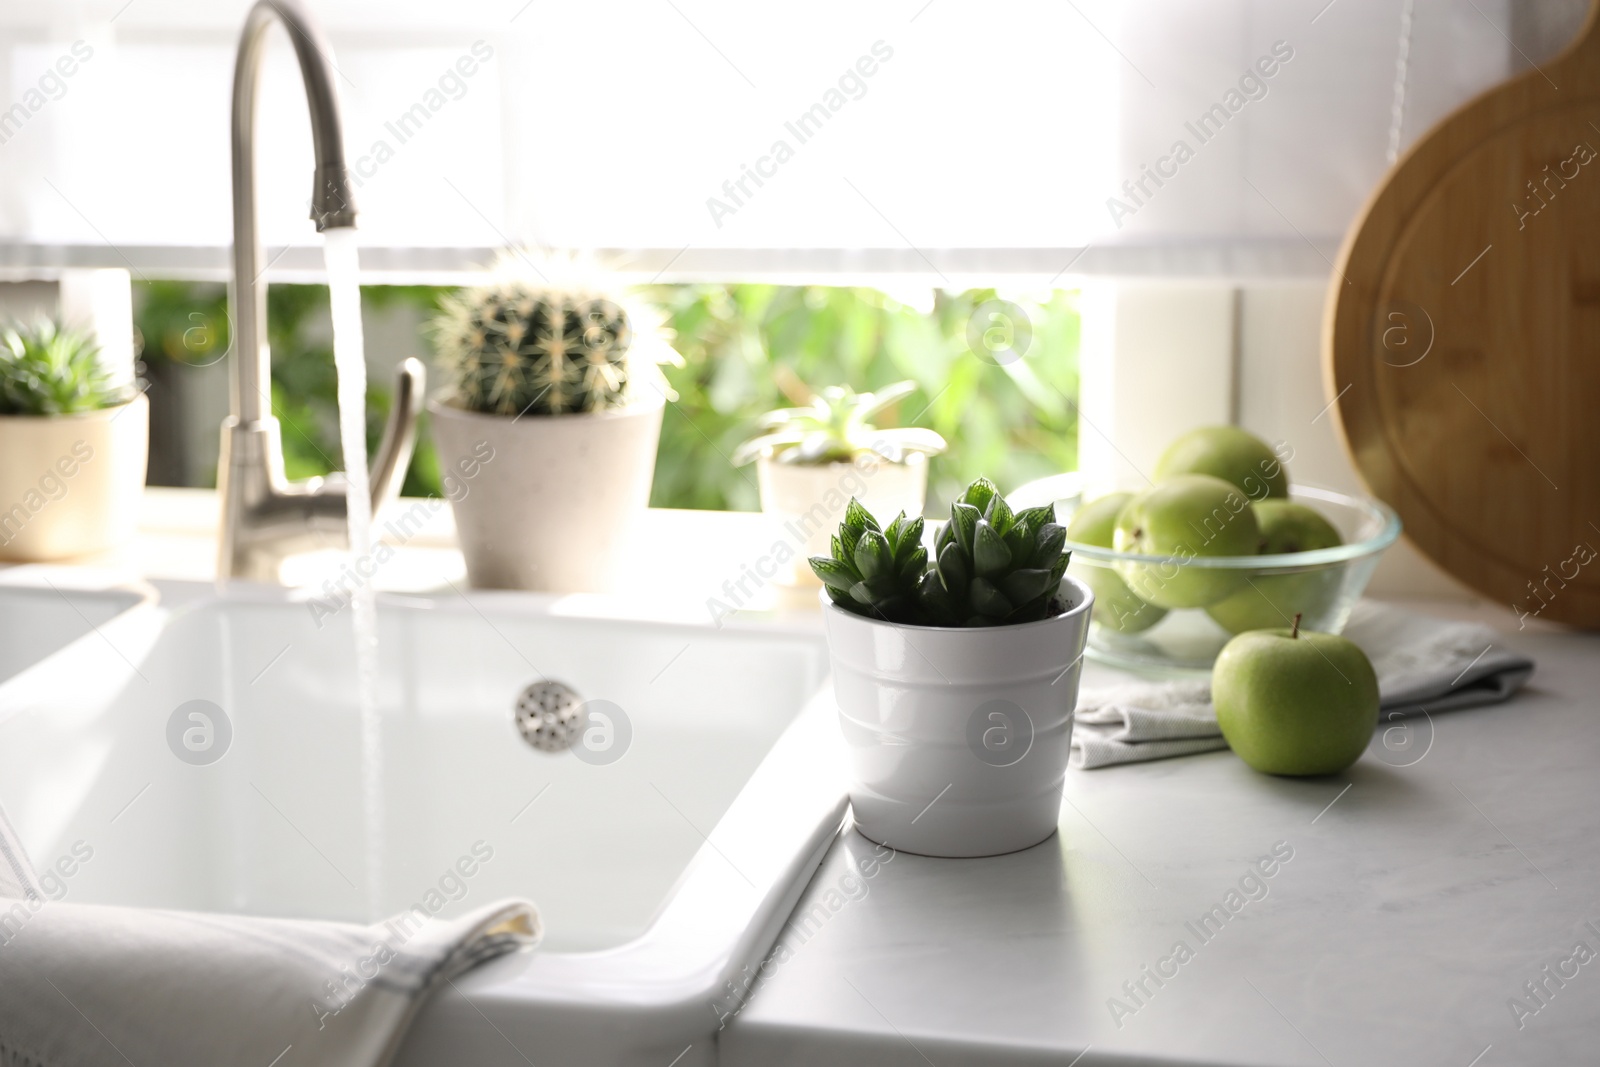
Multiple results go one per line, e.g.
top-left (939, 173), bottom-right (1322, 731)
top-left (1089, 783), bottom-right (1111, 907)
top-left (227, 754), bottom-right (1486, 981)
top-left (758, 452), bottom-right (928, 585)
top-left (823, 575), bottom-right (1095, 858)
top-left (428, 395), bottom-right (663, 592)
top-left (0, 394), bottom-right (149, 562)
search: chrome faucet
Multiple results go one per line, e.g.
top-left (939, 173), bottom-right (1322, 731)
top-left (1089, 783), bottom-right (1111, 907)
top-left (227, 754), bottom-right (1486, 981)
top-left (218, 0), bottom-right (423, 582)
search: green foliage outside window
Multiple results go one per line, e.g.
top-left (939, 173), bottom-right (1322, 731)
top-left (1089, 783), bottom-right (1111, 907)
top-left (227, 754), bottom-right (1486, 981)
top-left (133, 281), bottom-right (1079, 514)
top-left (647, 285), bottom-right (1078, 513)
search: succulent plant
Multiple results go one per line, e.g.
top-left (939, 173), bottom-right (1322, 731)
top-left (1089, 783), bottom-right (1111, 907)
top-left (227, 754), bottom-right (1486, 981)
top-left (431, 280), bottom-right (634, 416)
top-left (0, 319), bottom-right (128, 416)
top-left (917, 477), bottom-right (1070, 627)
top-left (808, 478), bottom-right (1072, 628)
top-left (809, 499), bottom-right (928, 623)
top-left (732, 380), bottom-right (946, 466)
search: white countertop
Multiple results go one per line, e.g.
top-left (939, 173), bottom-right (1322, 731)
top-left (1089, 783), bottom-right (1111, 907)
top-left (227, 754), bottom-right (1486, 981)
top-left (16, 488), bottom-right (828, 627)
top-left (18, 489), bottom-right (1596, 1066)
top-left (721, 618), bottom-right (1600, 1067)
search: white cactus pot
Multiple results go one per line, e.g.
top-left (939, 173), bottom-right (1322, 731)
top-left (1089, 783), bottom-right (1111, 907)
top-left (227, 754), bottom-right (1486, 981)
top-left (822, 575), bottom-right (1095, 858)
top-left (428, 394), bottom-right (663, 593)
top-left (0, 394), bottom-right (148, 562)
top-left (757, 452), bottom-right (928, 586)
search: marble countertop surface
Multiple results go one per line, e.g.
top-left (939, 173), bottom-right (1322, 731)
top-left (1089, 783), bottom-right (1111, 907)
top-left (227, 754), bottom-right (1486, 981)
top-left (721, 619), bottom-right (1600, 1067)
top-left (24, 489), bottom-right (1594, 1064)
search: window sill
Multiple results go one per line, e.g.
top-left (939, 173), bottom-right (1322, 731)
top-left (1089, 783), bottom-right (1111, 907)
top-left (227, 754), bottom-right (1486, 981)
top-left (34, 487), bottom-right (816, 627)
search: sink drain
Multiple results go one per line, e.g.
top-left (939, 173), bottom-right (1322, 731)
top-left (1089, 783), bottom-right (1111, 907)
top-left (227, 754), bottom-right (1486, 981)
top-left (514, 680), bottom-right (587, 752)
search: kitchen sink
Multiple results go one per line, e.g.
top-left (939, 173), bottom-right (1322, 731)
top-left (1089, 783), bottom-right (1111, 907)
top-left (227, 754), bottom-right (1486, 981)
top-left (0, 577), bottom-right (848, 1066)
top-left (0, 572), bottom-right (148, 686)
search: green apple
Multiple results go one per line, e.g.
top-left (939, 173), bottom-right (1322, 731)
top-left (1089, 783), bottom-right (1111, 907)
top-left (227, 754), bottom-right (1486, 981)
top-left (1213, 616), bottom-right (1380, 776)
top-left (1155, 426), bottom-right (1289, 501)
top-left (1112, 475), bottom-right (1262, 609)
top-left (1207, 501), bottom-right (1344, 634)
top-left (1066, 493), bottom-right (1167, 634)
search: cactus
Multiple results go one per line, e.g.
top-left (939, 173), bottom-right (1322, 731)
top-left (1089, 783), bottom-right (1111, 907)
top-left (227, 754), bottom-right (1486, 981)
top-left (917, 477), bottom-right (1070, 627)
top-left (431, 281), bottom-right (633, 416)
top-left (809, 499), bottom-right (928, 623)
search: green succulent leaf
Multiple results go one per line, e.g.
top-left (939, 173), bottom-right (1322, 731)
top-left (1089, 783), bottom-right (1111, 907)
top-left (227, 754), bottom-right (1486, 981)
top-left (969, 578), bottom-right (1013, 619)
top-left (916, 570), bottom-right (961, 625)
top-left (810, 557), bottom-right (860, 593)
top-left (851, 379), bottom-right (919, 422)
top-left (854, 530), bottom-right (894, 580)
top-left (892, 516), bottom-right (925, 565)
top-left (1000, 568), bottom-right (1054, 606)
top-left (984, 493), bottom-right (1015, 534)
top-left (730, 431), bottom-right (805, 467)
top-left (1049, 552), bottom-right (1071, 586)
top-left (869, 427), bottom-right (949, 461)
top-left (1014, 505), bottom-right (1056, 536)
top-left (897, 545), bottom-right (929, 581)
top-left (961, 477), bottom-right (1000, 514)
top-left (972, 520), bottom-right (1012, 577)
top-left (883, 512), bottom-right (909, 551)
top-left (1002, 520), bottom-right (1032, 565)
top-left (936, 540), bottom-right (969, 593)
top-left (756, 406), bottom-right (818, 430)
top-left (732, 380), bottom-right (945, 468)
top-left (837, 527), bottom-right (862, 569)
top-left (850, 575), bottom-right (902, 607)
top-left (1033, 523), bottom-right (1067, 566)
top-left (950, 503), bottom-right (980, 555)
top-left (844, 498), bottom-right (881, 533)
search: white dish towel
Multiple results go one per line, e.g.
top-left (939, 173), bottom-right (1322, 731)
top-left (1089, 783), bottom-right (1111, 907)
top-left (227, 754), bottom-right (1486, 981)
top-left (1071, 601), bottom-right (1535, 770)
top-left (0, 807), bottom-right (540, 1067)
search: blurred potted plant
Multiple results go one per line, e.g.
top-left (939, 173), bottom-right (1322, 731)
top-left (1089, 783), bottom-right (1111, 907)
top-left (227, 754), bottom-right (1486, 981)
top-left (427, 273), bottom-right (676, 592)
top-left (0, 319), bottom-right (148, 561)
top-left (811, 479), bottom-right (1092, 857)
top-left (733, 381), bottom-right (945, 585)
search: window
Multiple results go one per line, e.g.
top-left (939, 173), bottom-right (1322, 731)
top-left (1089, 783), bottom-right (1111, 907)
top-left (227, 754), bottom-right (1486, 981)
top-left (3, 1), bottom-right (1569, 278)
top-left (131, 280), bottom-right (1081, 510)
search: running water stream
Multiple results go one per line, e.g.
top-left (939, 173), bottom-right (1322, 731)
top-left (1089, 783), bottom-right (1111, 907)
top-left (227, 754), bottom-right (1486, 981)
top-left (322, 227), bottom-right (385, 918)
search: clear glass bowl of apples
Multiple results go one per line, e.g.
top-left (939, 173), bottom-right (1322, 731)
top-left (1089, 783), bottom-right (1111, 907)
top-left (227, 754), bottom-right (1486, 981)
top-left (1011, 428), bottom-right (1402, 675)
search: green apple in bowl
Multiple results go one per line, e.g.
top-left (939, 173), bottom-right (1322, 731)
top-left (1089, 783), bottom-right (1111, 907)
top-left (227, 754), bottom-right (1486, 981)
top-left (1112, 475), bottom-right (1262, 609)
top-left (1155, 426), bottom-right (1288, 501)
top-left (1207, 500), bottom-right (1344, 634)
top-left (1213, 615), bottom-right (1380, 776)
top-left (1066, 493), bottom-right (1167, 634)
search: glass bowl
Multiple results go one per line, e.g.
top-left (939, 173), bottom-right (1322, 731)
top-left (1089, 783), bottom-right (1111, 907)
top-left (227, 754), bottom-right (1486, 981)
top-left (1050, 484), bottom-right (1401, 676)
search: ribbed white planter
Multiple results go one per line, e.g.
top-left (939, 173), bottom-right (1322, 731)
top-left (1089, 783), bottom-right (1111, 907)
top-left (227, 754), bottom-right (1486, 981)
top-left (823, 575), bottom-right (1094, 858)
top-left (758, 452), bottom-right (928, 585)
top-left (0, 394), bottom-right (148, 562)
top-left (429, 395), bottom-right (663, 593)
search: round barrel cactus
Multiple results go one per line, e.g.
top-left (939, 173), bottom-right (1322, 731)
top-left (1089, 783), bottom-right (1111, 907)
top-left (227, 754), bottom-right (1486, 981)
top-left (432, 281), bottom-right (633, 416)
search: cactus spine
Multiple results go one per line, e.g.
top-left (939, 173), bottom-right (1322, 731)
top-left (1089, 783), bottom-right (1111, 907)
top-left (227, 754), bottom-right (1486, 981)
top-left (432, 281), bottom-right (633, 416)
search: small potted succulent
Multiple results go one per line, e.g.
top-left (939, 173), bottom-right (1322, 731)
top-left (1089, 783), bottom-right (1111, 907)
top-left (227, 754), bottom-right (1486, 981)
top-left (0, 320), bottom-right (147, 561)
top-left (812, 478), bottom-right (1093, 858)
top-left (733, 380), bottom-right (945, 585)
top-left (427, 274), bottom-right (675, 592)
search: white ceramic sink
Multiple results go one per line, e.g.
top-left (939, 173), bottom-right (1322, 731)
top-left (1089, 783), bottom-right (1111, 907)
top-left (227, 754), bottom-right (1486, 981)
top-left (0, 577), bottom-right (847, 1066)
top-left (0, 572), bottom-right (146, 685)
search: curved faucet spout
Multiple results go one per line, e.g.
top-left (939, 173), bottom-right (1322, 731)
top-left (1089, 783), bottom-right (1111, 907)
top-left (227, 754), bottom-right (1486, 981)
top-left (219, 0), bottom-right (423, 583)
top-left (231, 0), bottom-right (355, 428)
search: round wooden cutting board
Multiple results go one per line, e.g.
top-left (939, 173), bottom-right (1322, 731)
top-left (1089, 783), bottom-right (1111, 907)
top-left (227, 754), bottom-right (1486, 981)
top-left (1325, 3), bottom-right (1600, 627)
